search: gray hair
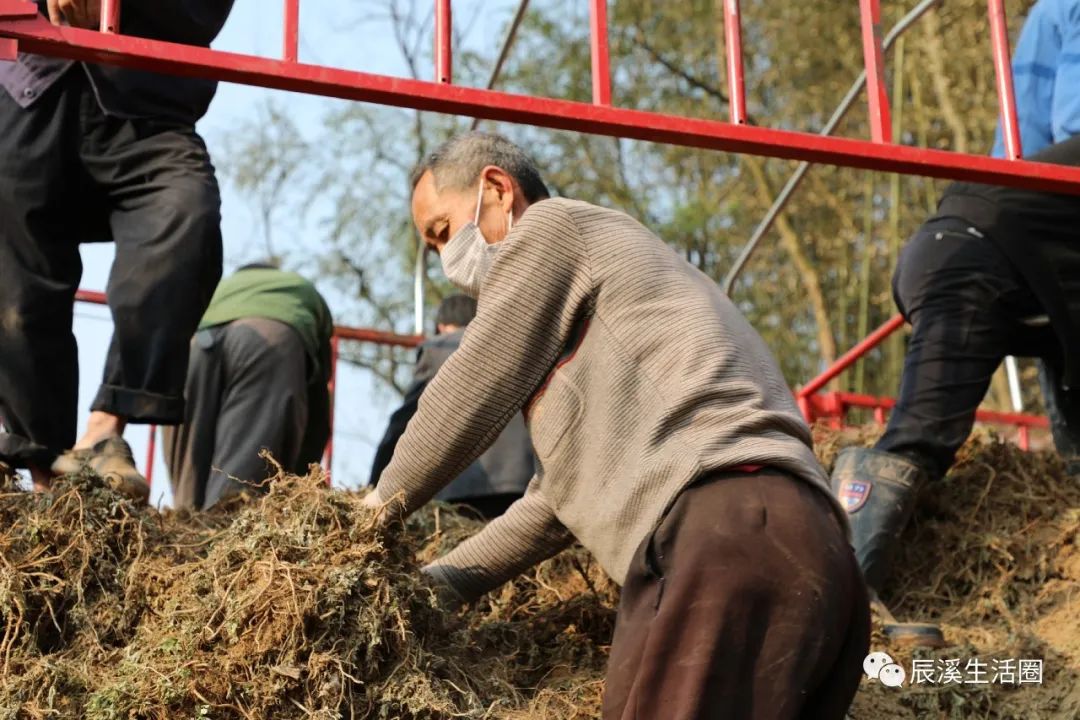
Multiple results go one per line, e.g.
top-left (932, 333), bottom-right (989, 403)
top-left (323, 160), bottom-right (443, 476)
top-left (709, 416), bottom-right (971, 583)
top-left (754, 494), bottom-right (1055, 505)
top-left (410, 132), bottom-right (550, 203)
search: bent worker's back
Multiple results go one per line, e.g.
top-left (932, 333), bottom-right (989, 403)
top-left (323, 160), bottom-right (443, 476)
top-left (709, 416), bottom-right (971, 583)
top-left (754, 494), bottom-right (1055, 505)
top-left (508, 199), bottom-right (844, 580)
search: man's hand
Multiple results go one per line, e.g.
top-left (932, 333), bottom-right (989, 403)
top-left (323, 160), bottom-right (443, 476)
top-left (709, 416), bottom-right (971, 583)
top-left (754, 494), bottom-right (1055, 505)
top-left (47, 0), bottom-right (102, 30)
top-left (361, 490), bottom-right (383, 511)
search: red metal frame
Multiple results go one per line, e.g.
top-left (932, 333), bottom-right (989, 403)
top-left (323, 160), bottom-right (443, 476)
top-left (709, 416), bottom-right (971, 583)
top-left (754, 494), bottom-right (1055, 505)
top-left (796, 313), bottom-right (905, 412)
top-left (588, 0), bottom-right (611, 105)
top-left (283, 0), bottom-right (299, 63)
top-left (723, 0), bottom-right (746, 125)
top-left (805, 391), bottom-right (1047, 450)
top-left (0, 0), bottom-right (32, 60)
top-left (988, 0), bottom-right (1022, 159)
top-left (14, 0), bottom-right (1059, 485)
top-left (434, 0), bottom-right (452, 84)
top-left (4, 3), bottom-right (1080, 191)
top-left (858, 0), bottom-right (891, 143)
top-left (99, 0), bottom-right (120, 34)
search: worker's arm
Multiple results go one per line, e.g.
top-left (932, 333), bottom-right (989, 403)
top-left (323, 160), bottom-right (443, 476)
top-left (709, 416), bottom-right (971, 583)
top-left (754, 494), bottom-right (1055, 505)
top-left (371, 200), bottom-right (592, 516)
top-left (1051, 2), bottom-right (1080, 143)
top-left (422, 480), bottom-right (573, 601)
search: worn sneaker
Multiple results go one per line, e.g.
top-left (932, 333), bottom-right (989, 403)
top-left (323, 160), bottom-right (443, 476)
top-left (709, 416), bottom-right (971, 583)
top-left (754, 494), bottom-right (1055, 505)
top-left (51, 436), bottom-right (149, 504)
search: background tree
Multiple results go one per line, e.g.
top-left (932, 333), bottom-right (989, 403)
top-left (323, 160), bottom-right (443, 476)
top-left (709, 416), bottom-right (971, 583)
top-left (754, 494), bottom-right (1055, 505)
top-left (221, 0), bottom-right (1043, 413)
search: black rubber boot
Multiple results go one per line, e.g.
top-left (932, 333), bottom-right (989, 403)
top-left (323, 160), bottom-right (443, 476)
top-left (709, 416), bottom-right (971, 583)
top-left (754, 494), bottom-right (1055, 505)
top-left (1038, 362), bottom-right (1080, 475)
top-left (831, 447), bottom-right (945, 648)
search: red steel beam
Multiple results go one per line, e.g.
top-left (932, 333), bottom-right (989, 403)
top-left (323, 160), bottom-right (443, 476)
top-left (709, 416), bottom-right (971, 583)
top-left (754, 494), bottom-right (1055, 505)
top-left (75, 289), bottom-right (422, 347)
top-left (858, 0), bottom-right (891, 143)
top-left (723, 0), bottom-right (746, 124)
top-left (798, 313), bottom-right (906, 399)
top-left (145, 424), bottom-right (156, 488)
top-left (988, 0), bottom-right (1022, 160)
top-left (815, 391), bottom-right (1049, 429)
top-left (333, 325), bottom-right (423, 347)
top-left (434, 0), bottom-right (451, 83)
top-left (283, 0), bottom-right (299, 63)
top-left (100, 0), bottom-right (120, 34)
top-left (4, 12), bottom-right (1079, 192)
top-left (75, 289), bottom-right (107, 304)
top-left (588, 0), bottom-right (611, 105)
top-left (0, 0), bottom-right (34, 59)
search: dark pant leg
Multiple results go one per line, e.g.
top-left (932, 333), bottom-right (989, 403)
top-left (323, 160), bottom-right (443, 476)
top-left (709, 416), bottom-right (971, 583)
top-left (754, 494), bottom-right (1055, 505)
top-left (162, 328), bottom-right (225, 511)
top-left (0, 73), bottom-right (87, 467)
top-left (78, 93), bottom-right (223, 424)
top-left (1038, 359), bottom-right (1080, 471)
top-left (602, 472), bottom-right (868, 720)
top-left (451, 493), bottom-right (523, 521)
top-left (202, 318), bottom-right (309, 510)
top-left (877, 223), bottom-right (1046, 481)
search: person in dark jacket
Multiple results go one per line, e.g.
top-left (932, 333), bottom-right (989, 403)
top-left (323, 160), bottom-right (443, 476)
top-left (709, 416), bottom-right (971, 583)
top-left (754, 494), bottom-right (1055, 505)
top-left (163, 264), bottom-right (334, 511)
top-left (831, 135), bottom-right (1080, 646)
top-left (370, 294), bottom-right (534, 519)
top-left (0, 0), bottom-right (234, 501)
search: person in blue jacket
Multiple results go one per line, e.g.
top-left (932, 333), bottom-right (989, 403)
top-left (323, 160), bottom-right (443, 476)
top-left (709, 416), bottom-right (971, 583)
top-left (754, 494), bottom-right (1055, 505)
top-left (830, 0), bottom-right (1080, 648)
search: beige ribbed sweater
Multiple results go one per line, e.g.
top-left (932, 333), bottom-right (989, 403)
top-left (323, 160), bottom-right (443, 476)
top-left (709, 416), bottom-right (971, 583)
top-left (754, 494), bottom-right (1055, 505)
top-left (373, 198), bottom-right (848, 600)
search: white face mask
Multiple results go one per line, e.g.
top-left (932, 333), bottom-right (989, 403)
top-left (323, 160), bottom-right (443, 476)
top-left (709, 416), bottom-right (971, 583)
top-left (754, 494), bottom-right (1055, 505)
top-left (440, 179), bottom-right (513, 298)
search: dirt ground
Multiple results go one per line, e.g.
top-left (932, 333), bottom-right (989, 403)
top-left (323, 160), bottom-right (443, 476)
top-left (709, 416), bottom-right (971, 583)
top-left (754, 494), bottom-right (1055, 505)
top-left (1, 430), bottom-right (1077, 719)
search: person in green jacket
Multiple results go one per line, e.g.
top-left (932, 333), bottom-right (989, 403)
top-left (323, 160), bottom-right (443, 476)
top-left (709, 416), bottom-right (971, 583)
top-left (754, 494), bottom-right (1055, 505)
top-left (163, 263), bottom-right (334, 510)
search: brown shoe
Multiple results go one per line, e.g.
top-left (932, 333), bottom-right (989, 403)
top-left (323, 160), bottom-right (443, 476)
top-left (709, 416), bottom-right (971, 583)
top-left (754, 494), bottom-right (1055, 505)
top-left (52, 436), bottom-right (149, 504)
top-left (0, 458), bottom-right (17, 490)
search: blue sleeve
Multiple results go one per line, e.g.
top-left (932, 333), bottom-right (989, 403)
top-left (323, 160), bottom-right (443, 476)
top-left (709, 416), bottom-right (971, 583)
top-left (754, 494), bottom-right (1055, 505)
top-left (1051, 1), bottom-right (1080, 143)
top-left (991, 0), bottom-right (1059, 157)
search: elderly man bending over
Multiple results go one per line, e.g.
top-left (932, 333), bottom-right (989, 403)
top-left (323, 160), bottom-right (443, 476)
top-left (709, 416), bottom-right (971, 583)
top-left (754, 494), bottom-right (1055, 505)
top-left (365, 132), bottom-right (868, 720)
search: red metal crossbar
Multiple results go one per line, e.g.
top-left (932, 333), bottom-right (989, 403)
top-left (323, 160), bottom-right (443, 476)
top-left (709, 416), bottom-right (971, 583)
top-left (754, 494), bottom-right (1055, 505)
top-left (283, 0), bottom-right (299, 63)
top-left (588, 0), bottom-right (611, 105)
top-left (858, 0), bottom-right (891, 144)
top-left (723, 0), bottom-right (746, 125)
top-left (99, 0), bottom-right (119, 34)
top-left (2, 1), bottom-right (1080, 192)
top-left (989, 0), bottom-right (1022, 160)
top-left (806, 391), bottom-right (1048, 450)
top-left (435, 0), bottom-right (451, 84)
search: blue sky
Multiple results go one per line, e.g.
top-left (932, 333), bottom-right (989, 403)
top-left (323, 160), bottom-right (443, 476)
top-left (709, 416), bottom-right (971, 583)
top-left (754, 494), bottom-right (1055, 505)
top-left (73, 0), bottom-right (521, 505)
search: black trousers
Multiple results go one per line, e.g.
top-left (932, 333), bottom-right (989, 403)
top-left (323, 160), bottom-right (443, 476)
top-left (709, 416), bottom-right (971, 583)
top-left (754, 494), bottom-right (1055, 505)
top-left (163, 318), bottom-right (330, 511)
top-left (0, 70), bottom-right (222, 468)
top-left (877, 218), bottom-right (1076, 481)
top-left (603, 470), bottom-right (868, 719)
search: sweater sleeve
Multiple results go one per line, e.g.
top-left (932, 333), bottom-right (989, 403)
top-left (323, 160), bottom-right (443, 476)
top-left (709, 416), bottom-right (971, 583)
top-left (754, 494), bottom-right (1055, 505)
top-left (373, 200), bottom-right (592, 515)
top-left (422, 480), bottom-right (573, 601)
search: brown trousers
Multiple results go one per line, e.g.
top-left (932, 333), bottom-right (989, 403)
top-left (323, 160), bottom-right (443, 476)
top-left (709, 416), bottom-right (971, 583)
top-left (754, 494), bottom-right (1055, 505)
top-left (603, 469), bottom-right (869, 720)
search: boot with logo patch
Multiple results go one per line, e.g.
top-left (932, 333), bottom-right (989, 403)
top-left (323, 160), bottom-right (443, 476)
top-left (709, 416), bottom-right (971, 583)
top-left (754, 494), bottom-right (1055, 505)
top-left (831, 446), bottom-right (945, 648)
